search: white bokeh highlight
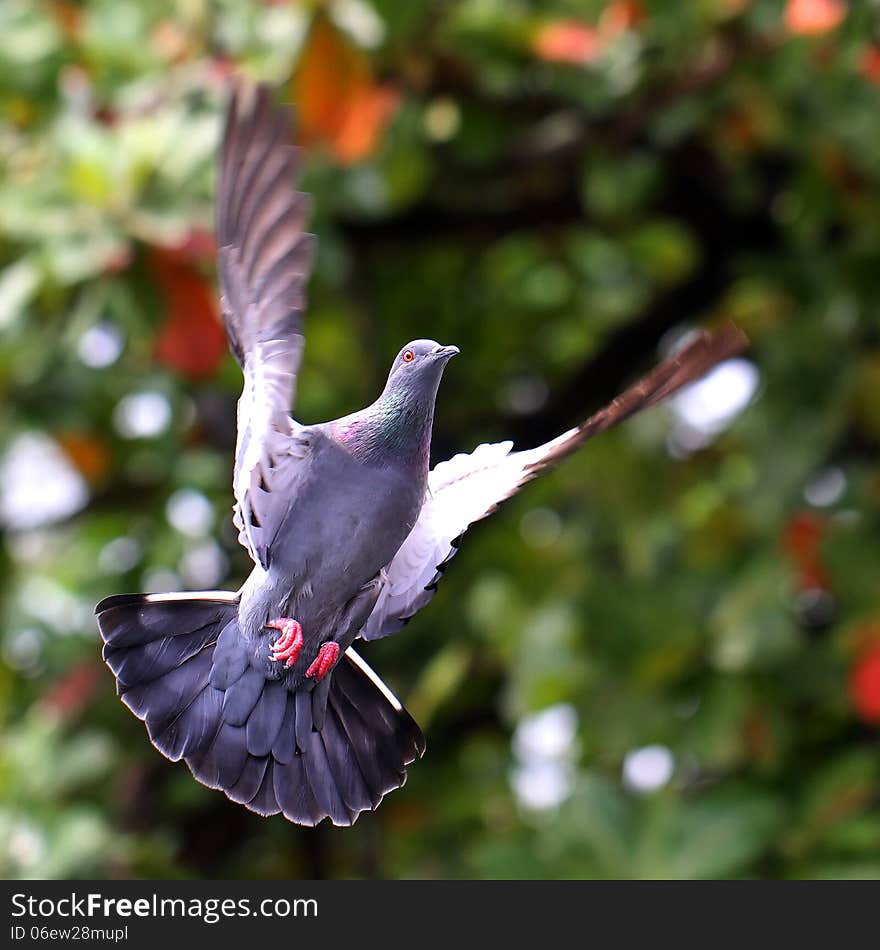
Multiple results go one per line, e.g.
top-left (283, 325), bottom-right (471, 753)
top-left (97, 536), bottom-right (143, 575)
top-left (166, 488), bottom-right (215, 538)
top-left (622, 744), bottom-right (675, 795)
top-left (511, 703), bottom-right (579, 812)
top-left (0, 432), bottom-right (89, 531)
top-left (804, 467), bottom-right (846, 508)
top-left (179, 539), bottom-right (228, 589)
top-left (78, 322), bottom-right (124, 368)
top-left (669, 357), bottom-right (758, 453)
top-left (113, 391), bottom-right (172, 439)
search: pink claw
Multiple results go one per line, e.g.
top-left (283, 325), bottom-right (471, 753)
top-left (266, 618), bottom-right (303, 668)
top-left (305, 642), bottom-right (340, 681)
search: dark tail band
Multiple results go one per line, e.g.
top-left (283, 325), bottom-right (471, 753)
top-left (96, 592), bottom-right (424, 826)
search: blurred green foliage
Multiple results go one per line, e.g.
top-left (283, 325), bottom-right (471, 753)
top-left (2, 0), bottom-right (880, 880)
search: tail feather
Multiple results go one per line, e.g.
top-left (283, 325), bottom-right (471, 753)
top-left (302, 723), bottom-right (356, 826)
top-left (152, 680), bottom-right (225, 761)
top-left (245, 679), bottom-right (286, 758)
top-left (328, 675), bottom-right (410, 805)
top-left (108, 628), bottom-right (215, 689)
top-left (250, 760), bottom-right (282, 817)
top-left (228, 754), bottom-right (270, 807)
top-left (333, 651), bottom-right (426, 770)
top-left (221, 666), bottom-right (265, 725)
top-left (96, 592), bottom-right (424, 826)
top-left (319, 708), bottom-right (373, 813)
top-left (270, 694), bottom-right (298, 765)
top-left (188, 720), bottom-right (249, 791)
top-left (123, 651), bottom-right (214, 745)
top-left (273, 753), bottom-right (324, 826)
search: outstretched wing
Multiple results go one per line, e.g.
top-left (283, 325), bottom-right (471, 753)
top-left (217, 82), bottom-right (316, 568)
top-left (359, 323), bottom-right (748, 641)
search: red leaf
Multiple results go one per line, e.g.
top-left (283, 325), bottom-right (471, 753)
top-left (782, 511), bottom-right (830, 591)
top-left (173, 227), bottom-right (216, 264)
top-left (294, 15), bottom-right (399, 165)
top-left (151, 248), bottom-right (228, 380)
top-left (859, 45), bottom-right (880, 84)
top-left (850, 646), bottom-right (880, 725)
top-left (599, 1), bottom-right (646, 39)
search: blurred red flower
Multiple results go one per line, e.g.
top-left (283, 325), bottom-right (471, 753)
top-left (783, 0), bottom-right (846, 36)
top-left (533, 20), bottom-right (601, 65)
top-left (533, 2), bottom-right (644, 66)
top-left (850, 645), bottom-right (880, 724)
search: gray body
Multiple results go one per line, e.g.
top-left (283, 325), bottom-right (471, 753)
top-left (237, 422), bottom-right (428, 685)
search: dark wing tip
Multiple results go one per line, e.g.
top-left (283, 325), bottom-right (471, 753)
top-left (706, 319), bottom-right (749, 355)
top-left (524, 320), bottom-right (750, 476)
top-left (669, 320), bottom-right (749, 385)
top-left (586, 319), bottom-right (750, 431)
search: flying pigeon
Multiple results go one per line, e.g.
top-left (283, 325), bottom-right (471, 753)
top-left (96, 83), bottom-right (748, 827)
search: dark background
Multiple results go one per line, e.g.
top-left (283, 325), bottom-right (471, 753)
top-left (2, 0), bottom-right (880, 879)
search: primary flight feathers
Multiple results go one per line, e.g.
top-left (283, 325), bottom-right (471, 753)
top-left (96, 82), bottom-right (747, 826)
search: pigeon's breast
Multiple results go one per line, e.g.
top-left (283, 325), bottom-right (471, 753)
top-left (267, 433), bottom-right (425, 611)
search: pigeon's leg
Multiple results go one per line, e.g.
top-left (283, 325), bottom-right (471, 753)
top-left (306, 574), bottom-right (383, 684)
top-left (307, 572), bottom-right (384, 728)
top-left (266, 617), bottom-right (303, 667)
top-left (305, 642), bottom-right (340, 681)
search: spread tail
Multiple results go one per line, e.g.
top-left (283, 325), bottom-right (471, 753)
top-left (96, 592), bottom-right (425, 826)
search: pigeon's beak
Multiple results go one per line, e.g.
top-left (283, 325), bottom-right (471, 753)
top-left (432, 344), bottom-right (460, 362)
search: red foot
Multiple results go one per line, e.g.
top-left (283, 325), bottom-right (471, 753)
top-left (305, 642), bottom-right (340, 681)
top-left (266, 618), bottom-right (303, 668)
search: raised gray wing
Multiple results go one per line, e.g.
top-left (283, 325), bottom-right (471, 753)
top-left (217, 82), bottom-right (316, 568)
top-left (359, 323), bottom-right (748, 641)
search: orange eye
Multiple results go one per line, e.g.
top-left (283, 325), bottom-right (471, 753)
top-left (403, 350), bottom-right (415, 363)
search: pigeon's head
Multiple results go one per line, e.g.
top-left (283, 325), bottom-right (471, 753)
top-left (385, 339), bottom-right (459, 394)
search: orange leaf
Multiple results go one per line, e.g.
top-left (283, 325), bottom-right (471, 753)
top-left (333, 86), bottom-right (401, 164)
top-left (783, 0), bottom-right (846, 36)
top-left (599, 1), bottom-right (645, 40)
top-left (58, 432), bottom-right (110, 483)
top-left (47, 1), bottom-right (83, 41)
top-left (151, 249), bottom-right (228, 380)
top-left (859, 45), bottom-right (880, 84)
top-left (294, 15), bottom-right (399, 165)
top-left (533, 20), bottom-right (601, 65)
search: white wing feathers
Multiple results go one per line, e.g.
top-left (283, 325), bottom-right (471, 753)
top-left (359, 323), bottom-right (748, 641)
top-left (359, 440), bottom-right (542, 640)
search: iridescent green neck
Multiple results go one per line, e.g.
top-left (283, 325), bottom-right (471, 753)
top-left (333, 389), bottom-right (434, 469)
